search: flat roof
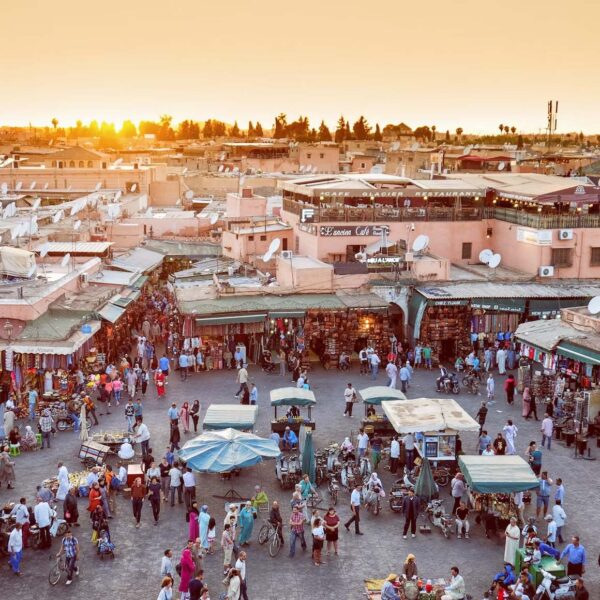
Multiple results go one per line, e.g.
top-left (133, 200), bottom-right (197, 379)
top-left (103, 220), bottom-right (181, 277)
top-left (416, 282), bottom-right (600, 300)
top-left (33, 241), bottom-right (112, 255)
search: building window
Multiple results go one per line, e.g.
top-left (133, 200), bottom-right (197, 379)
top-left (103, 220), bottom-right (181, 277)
top-left (52, 161), bottom-right (57, 167)
top-left (260, 235), bottom-right (267, 241)
top-left (306, 153), bottom-right (312, 159)
top-left (78, 161), bottom-right (84, 168)
top-left (552, 247), bottom-right (573, 268)
top-left (87, 161), bottom-right (93, 167)
top-left (360, 162), bottom-right (366, 169)
top-left (461, 242), bottom-right (472, 259)
top-left (319, 153), bottom-right (324, 159)
top-left (248, 235), bottom-right (254, 241)
top-left (69, 161), bottom-right (75, 167)
top-left (591, 247), bottom-right (600, 266)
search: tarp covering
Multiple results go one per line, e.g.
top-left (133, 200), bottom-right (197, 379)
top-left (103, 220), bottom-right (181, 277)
top-left (203, 404), bottom-right (258, 430)
top-left (382, 398), bottom-right (480, 434)
top-left (458, 455), bottom-right (540, 493)
top-left (270, 387), bottom-right (316, 407)
top-left (0, 246), bottom-right (36, 278)
top-left (178, 428), bottom-right (280, 473)
top-left (360, 386), bottom-right (407, 405)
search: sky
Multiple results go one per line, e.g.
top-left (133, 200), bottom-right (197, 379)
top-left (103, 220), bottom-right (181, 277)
top-left (2, 0), bottom-right (600, 134)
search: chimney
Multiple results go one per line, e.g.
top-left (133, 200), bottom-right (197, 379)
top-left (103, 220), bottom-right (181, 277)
top-left (241, 188), bottom-right (253, 199)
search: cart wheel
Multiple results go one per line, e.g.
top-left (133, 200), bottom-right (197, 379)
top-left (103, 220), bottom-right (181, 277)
top-left (269, 534), bottom-right (281, 557)
top-left (258, 524), bottom-right (269, 545)
top-left (389, 499), bottom-right (403, 513)
top-left (48, 563), bottom-right (61, 586)
top-left (56, 522), bottom-right (68, 537)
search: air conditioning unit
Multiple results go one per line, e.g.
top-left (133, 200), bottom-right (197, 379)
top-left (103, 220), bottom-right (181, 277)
top-left (539, 266), bottom-right (555, 277)
top-left (281, 250), bottom-right (293, 260)
top-left (559, 229), bottom-right (574, 240)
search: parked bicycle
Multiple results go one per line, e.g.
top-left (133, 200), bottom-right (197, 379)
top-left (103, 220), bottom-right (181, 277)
top-left (48, 554), bottom-right (68, 586)
top-left (257, 521), bottom-right (283, 557)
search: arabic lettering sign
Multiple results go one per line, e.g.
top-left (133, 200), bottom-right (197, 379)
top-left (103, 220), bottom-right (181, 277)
top-left (319, 225), bottom-right (390, 237)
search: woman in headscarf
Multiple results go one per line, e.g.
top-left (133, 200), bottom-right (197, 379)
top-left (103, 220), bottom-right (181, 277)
top-left (199, 505), bottom-right (211, 550)
top-left (367, 472), bottom-right (384, 493)
top-left (251, 485), bottom-right (268, 511)
top-left (56, 462), bottom-right (70, 501)
top-left (340, 436), bottom-right (355, 461)
top-left (188, 501), bottom-right (200, 541)
top-left (381, 574), bottom-right (401, 600)
top-left (179, 402), bottom-right (190, 434)
top-left (21, 425), bottom-right (37, 451)
top-left (237, 501), bottom-right (257, 546)
top-left (0, 445), bottom-right (16, 489)
top-left (403, 554), bottom-right (418, 580)
top-left (223, 503), bottom-right (238, 527)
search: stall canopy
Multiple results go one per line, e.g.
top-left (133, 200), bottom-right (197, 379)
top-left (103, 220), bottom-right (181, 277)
top-left (0, 246), bottom-right (36, 278)
top-left (458, 455), bottom-right (540, 493)
top-left (360, 386), bottom-right (407, 405)
top-left (382, 398), bottom-right (480, 434)
top-left (203, 404), bottom-right (258, 431)
top-left (270, 387), bottom-right (316, 407)
top-left (178, 428), bottom-right (280, 473)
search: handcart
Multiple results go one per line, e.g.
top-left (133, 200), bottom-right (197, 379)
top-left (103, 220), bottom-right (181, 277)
top-left (79, 441), bottom-right (110, 468)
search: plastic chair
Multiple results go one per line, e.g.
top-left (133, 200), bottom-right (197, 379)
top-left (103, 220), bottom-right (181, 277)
top-left (9, 444), bottom-right (21, 457)
top-left (36, 433), bottom-right (43, 446)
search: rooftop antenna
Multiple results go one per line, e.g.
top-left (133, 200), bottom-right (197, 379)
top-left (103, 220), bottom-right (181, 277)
top-left (478, 249), bottom-right (493, 264)
top-left (587, 296), bottom-right (600, 315)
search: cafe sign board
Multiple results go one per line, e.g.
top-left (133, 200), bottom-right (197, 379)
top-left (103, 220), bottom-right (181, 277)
top-left (319, 225), bottom-right (390, 237)
top-left (516, 227), bottom-right (552, 246)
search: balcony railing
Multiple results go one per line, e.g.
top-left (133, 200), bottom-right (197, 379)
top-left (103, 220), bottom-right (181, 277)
top-left (483, 207), bottom-right (600, 229)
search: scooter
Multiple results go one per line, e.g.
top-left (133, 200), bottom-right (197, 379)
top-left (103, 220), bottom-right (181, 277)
top-left (403, 466), bottom-right (416, 490)
top-left (57, 414), bottom-right (93, 432)
top-left (425, 499), bottom-right (453, 538)
top-left (328, 475), bottom-right (340, 506)
top-left (388, 480), bottom-right (407, 513)
top-left (29, 507), bottom-right (68, 549)
top-left (362, 483), bottom-right (384, 516)
top-left (340, 461), bottom-right (356, 490)
top-left (534, 568), bottom-right (577, 600)
top-left (438, 373), bottom-right (460, 395)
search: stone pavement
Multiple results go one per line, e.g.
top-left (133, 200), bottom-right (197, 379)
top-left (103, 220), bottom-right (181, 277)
top-left (1, 364), bottom-right (598, 599)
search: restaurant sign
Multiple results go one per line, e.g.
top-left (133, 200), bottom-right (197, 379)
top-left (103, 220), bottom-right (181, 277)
top-left (516, 227), bottom-right (552, 246)
top-left (471, 298), bottom-right (525, 313)
top-left (319, 225), bottom-right (390, 237)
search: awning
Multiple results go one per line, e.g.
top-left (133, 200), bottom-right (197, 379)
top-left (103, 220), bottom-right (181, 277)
top-left (112, 289), bottom-right (141, 307)
top-left (360, 386), bottom-right (407, 405)
top-left (203, 404), bottom-right (258, 430)
top-left (98, 303), bottom-right (126, 324)
top-left (528, 298), bottom-right (584, 317)
top-left (471, 298), bottom-right (525, 313)
top-left (382, 398), bottom-right (480, 434)
top-left (556, 341), bottom-right (600, 365)
top-left (458, 455), bottom-right (540, 493)
top-left (269, 310), bottom-right (306, 319)
top-left (131, 275), bottom-right (149, 289)
top-left (195, 314), bottom-right (267, 326)
top-left (270, 387), bottom-right (316, 407)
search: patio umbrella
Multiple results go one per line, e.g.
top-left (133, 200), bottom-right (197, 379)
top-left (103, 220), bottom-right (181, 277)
top-left (178, 428), bottom-right (281, 473)
top-left (414, 457), bottom-right (437, 501)
top-left (301, 429), bottom-right (315, 483)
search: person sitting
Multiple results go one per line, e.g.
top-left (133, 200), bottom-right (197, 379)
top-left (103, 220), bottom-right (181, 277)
top-left (455, 501), bottom-right (470, 539)
top-left (338, 352), bottom-right (350, 370)
top-left (522, 518), bottom-right (538, 549)
top-left (454, 356), bottom-right (465, 372)
top-left (282, 427), bottom-right (298, 450)
top-left (436, 365), bottom-right (450, 392)
top-left (403, 554), bottom-right (418, 580)
top-left (286, 405), bottom-right (300, 419)
top-left (366, 405), bottom-right (376, 418)
top-left (492, 563), bottom-right (516, 587)
top-left (261, 351), bottom-right (274, 372)
top-left (8, 426), bottom-right (21, 448)
top-left (21, 425), bottom-right (38, 451)
top-left (251, 485), bottom-right (269, 510)
top-left (381, 574), bottom-right (401, 600)
top-left (340, 437), bottom-right (355, 462)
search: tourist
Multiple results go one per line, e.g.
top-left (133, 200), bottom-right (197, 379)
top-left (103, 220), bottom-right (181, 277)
top-left (131, 476), bottom-right (145, 528)
top-left (234, 364), bottom-right (249, 397)
top-left (221, 523), bottom-right (235, 574)
top-left (541, 412), bottom-right (553, 449)
top-left (133, 417), bottom-right (151, 457)
top-left (288, 504), bottom-right (307, 557)
top-left (343, 382), bottom-right (356, 417)
top-left (369, 351), bottom-right (381, 380)
top-left (403, 432), bottom-right (415, 470)
top-left (399, 362), bottom-right (410, 392)
top-left (224, 568), bottom-right (241, 600)
top-left (503, 420), bottom-right (518, 455)
top-left (389, 435), bottom-right (400, 473)
top-left (553, 499), bottom-right (567, 544)
top-left (450, 473), bottom-right (466, 514)
top-left (169, 462), bottom-right (183, 506)
top-left (38, 409), bottom-right (54, 449)
top-left (311, 517), bottom-right (325, 566)
top-left (235, 550), bottom-right (249, 599)
top-left (160, 549), bottom-right (174, 580)
top-left (402, 488), bottom-right (419, 539)
top-left (148, 475), bottom-right (162, 525)
top-left (560, 536), bottom-right (586, 576)
top-left (441, 566), bottom-right (465, 600)
top-left (8, 522), bottom-right (23, 576)
top-left (56, 529), bottom-right (79, 585)
top-left (249, 383), bottom-right (258, 405)
top-left (183, 467), bottom-right (196, 510)
top-left (536, 471), bottom-right (553, 518)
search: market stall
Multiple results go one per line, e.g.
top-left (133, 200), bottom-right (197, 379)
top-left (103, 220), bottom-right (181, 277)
top-left (458, 455), bottom-right (539, 546)
top-left (382, 398), bottom-right (479, 465)
top-left (359, 386), bottom-right (406, 437)
top-left (270, 387), bottom-right (316, 435)
top-left (203, 404), bottom-right (258, 432)
top-left (89, 431), bottom-right (132, 455)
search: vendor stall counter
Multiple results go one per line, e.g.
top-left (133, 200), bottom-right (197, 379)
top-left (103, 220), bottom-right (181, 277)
top-left (360, 386), bottom-right (406, 438)
top-left (515, 548), bottom-right (565, 586)
top-left (270, 387), bottom-right (316, 435)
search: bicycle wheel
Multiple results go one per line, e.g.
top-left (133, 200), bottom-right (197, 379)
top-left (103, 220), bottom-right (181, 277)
top-left (48, 562), bottom-right (61, 586)
top-left (269, 533), bottom-right (282, 557)
top-left (258, 524), bottom-right (270, 545)
top-left (434, 469), bottom-right (450, 487)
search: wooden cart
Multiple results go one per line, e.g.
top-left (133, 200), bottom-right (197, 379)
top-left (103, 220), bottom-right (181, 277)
top-left (79, 441), bottom-right (110, 468)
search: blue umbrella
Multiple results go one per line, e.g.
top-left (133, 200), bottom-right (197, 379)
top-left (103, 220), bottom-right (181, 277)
top-left (178, 428), bottom-right (281, 473)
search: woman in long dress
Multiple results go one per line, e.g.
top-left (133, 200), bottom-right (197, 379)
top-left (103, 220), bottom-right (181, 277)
top-left (237, 501), bottom-right (256, 546)
top-left (0, 446), bottom-right (16, 489)
top-left (496, 348), bottom-right (507, 375)
top-left (154, 369), bottom-right (166, 397)
top-left (503, 517), bottom-right (520, 564)
top-left (199, 505), bottom-right (211, 550)
top-left (44, 369), bottom-right (54, 393)
top-left (179, 402), bottom-right (190, 434)
top-left (56, 463), bottom-right (70, 501)
top-left (503, 420), bottom-right (518, 455)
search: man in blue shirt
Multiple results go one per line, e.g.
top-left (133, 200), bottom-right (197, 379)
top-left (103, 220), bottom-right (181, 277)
top-left (159, 354), bottom-right (170, 377)
top-left (249, 383), bottom-right (258, 406)
top-left (178, 353), bottom-right (188, 381)
top-left (282, 427), bottom-right (298, 450)
top-left (56, 529), bottom-right (79, 585)
top-left (560, 535), bottom-right (586, 576)
top-left (478, 430), bottom-right (492, 454)
top-left (167, 403), bottom-right (179, 425)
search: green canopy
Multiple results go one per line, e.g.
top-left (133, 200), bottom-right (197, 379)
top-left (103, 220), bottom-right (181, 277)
top-left (458, 455), bottom-right (539, 493)
top-left (359, 386), bottom-right (407, 405)
top-left (414, 456), bottom-right (437, 501)
top-left (301, 429), bottom-right (316, 483)
top-left (203, 404), bottom-right (258, 431)
top-left (270, 387), bottom-right (317, 407)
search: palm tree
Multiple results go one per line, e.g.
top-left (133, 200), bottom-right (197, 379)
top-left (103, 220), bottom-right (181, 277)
top-left (455, 127), bottom-right (464, 141)
top-left (431, 125), bottom-right (436, 141)
top-left (498, 124), bottom-right (504, 135)
top-left (510, 126), bottom-right (516, 135)
top-left (51, 117), bottom-right (59, 130)
top-left (504, 125), bottom-right (510, 135)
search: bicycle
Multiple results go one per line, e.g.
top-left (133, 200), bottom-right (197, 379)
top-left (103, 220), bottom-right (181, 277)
top-left (257, 521), bottom-right (283, 557)
top-left (48, 554), bottom-right (67, 586)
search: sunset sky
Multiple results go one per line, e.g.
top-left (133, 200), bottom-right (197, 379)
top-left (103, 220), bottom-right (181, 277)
top-left (3, 0), bottom-right (599, 133)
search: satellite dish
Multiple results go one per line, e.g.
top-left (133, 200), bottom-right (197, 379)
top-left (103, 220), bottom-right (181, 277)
top-left (262, 251), bottom-right (273, 262)
top-left (587, 296), bottom-right (600, 315)
top-left (7, 202), bottom-right (17, 217)
top-left (218, 165), bottom-right (224, 173)
top-left (498, 162), bottom-right (506, 171)
top-left (15, 181), bottom-right (22, 191)
top-left (61, 253), bottom-right (71, 267)
top-left (94, 182), bottom-right (102, 192)
top-left (39, 243), bottom-right (49, 258)
top-left (30, 181), bottom-right (36, 190)
top-left (299, 165), bottom-right (305, 173)
top-left (268, 238), bottom-right (281, 255)
top-left (225, 167), bottom-right (230, 173)
top-left (52, 210), bottom-right (63, 224)
top-left (479, 249), bottom-right (493, 264)
top-left (114, 190), bottom-right (122, 202)
top-left (74, 220), bottom-right (82, 230)
top-left (176, 199), bottom-right (182, 206)
top-left (209, 213), bottom-right (219, 225)
top-left (44, 182), bottom-right (49, 190)
top-left (355, 252), bottom-right (367, 263)
top-left (464, 145), bottom-right (473, 155)
top-left (239, 176), bottom-right (245, 187)
top-left (412, 234), bottom-right (429, 252)
top-left (182, 167), bottom-right (188, 175)
top-left (185, 190), bottom-right (194, 200)
top-left (145, 207), bottom-right (153, 217)
top-left (1, 183), bottom-right (7, 195)
top-left (233, 167), bottom-right (239, 174)
top-left (32, 198), bottom-right (41, 210)
top-left (131, 183), bottom-right (137, 192)
top-left (488, 253), bottom-right (502, 269)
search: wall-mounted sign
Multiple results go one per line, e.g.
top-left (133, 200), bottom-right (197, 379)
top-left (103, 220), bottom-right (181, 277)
top-left (366, 256), bottom-right (402, 264)
top-left (301, 208), bottom-right (315, 223)
top-left (319, 225), bottom-right (390, 237)
top-left (516, 227), bottom-right (552, 246)
top-left (317, 190), bottom-right (480, 198)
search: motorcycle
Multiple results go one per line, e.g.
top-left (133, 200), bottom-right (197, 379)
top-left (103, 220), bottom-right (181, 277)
top-left (389, 480), bottom-right (408, 513)
top-left (534, 568), bottom-right (577, 600)
top-left (403, 466), bottom-right (416, 490)
top-left (463, 374), bottom-right (480, 395)
top-left (437, 373), bottom-right (460, 395)
top-left (276, 454), bottom-right (301, 489)
top-left (56, 414), bottom-right (93, 432)
top-left (340, 461), bottom-right (357, 490)
top-left (362, 483), bottom-right (384, 516)
top-left (328, 475), bottom-right (340, 506)
top-left (425, 499), bottom-right (453, 538)
top-left (29, 507), bottom-right (68, 549)
top-left (358, 455), bottom-right (372, 478)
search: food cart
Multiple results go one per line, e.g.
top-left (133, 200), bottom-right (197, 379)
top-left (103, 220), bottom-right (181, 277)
top-left (203, 404), bottom-right (258, 432)
top-left (359, 386), bottom-right (406, 438)
top-left (90, 431), bottom-right (131, 455)
top-left (79, 441), bottom-right (110, 468)
top-left (382, 398), bottom-right (480, 467)
top-left (458, 454), bottom-right (540, 536)
top-left (270, 387), bottom-right (316, 435)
